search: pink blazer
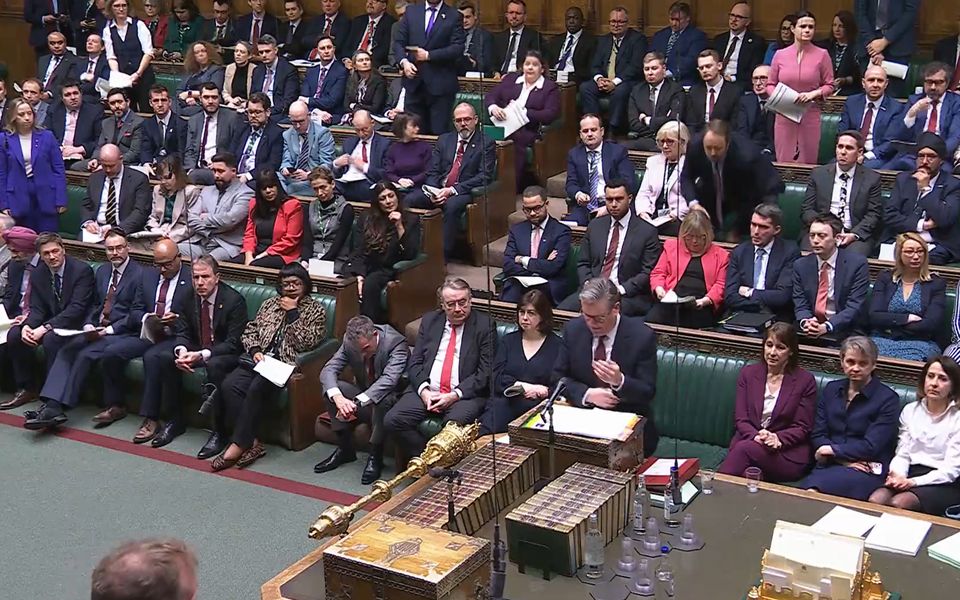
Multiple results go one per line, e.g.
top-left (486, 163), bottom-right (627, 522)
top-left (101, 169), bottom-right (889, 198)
top-left (649, 238), bottom-right (729, 310)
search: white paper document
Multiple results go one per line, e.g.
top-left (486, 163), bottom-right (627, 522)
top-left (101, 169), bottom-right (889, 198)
top-left (81, 228), bottom-right (106, 243)
top-left (336, 169), bottom-right (367, 183)
top-left (371, 114), bottom-right (393, 124)
top-left (290, 59), bottom-right (322, 68)
top-left (128, 230), bottom-right (164, 240)
top-left (881, 60), bottom-right (909, 79)
top-left (254, 355), bottom-right (296, 388)
top-left (864, 512), bottom-right (931, 556)
top-left (140, 314), bottom-right (164, 343)
top-left (508, 276), bottom-right (548, 287)
top-left (766, 82), bottom-right (807, 124)
top-left (108, 71), bottom-right (134, 89)
top-left (421, 185), bottom-right (444, 198)
top-left (811, 506), bottom-right (880, 538)
top-left (490, 100), bottom-right (530, 137)
top-left (525, 404), bottom-right (639, 441)
top-left (0, 305), bottom-right (12, 346)
top-left (928, 531), bottom-right (960, 569)
top-left (643, 214), bottom-right (674, 227)
top-left (307, 259), bottom-right (337, 278)
top-left (52, 328), bottom-right (86, 337)
top-left (660, 290), bottom-right (696, 304)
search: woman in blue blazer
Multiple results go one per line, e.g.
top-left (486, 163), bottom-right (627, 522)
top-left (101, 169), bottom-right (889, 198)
top-left (800, 336), bottom-right (902, 501)
top-left (0, 99), bottom-right (67, 234)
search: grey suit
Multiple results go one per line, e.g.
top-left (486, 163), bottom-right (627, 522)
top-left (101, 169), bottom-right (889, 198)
top-left (801, 163), bottom-right (884, 256)
top-left (182, 108), bottom-right (244, 184)
top-left (178, 178), bottom-right (254, 261)
top-left (71, 111), bottom-right (145, 170)
top-left (319, 324), bottom-right (409, 445)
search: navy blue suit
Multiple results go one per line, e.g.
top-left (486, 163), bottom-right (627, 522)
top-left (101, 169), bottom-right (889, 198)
top-left (312, 13), bottom-right (352, 57)
top-left (888, 92), bottom-right (960, 171)
top-left (459, 26), bottom-right (494, 76)
top-left (251, 58), bottom-right (300, 118)
top-left (139, 114), bottom-right (187, 164)
top-left (342, 14), bottom-right (396, 67)
top-left (25, 0), bottom-right (72, 51)
top-left (235, 12), bottom-right (279, 44)
top-left (232, 123), bottom-right (284, 177)
top-left (301, 61), bottom-right (349, 117)
top-left (792, 249), bottom-right (870, 338)
top-left (564, 141), bottom-right (638, 225)
top-left (553, 315), bottom-right (659, 457)
top-left (39, 259), bottom-right (146, 408)
top-left (2, 259), bottom-right (31, 319)
top-left (869, 270), bottom-right (946, 348)
top-left (67, 53), bottom-right (110, 104)
top-left (884, 169), bottom-right (960, 264)
top-left (838, 94), bottom-right (906, 168)
top-left (735, 92), bottom-right (775, 156)
top-left (500, 217), bottom-right (571, 304)
top-left (854, 0), bottom-right (919, 67)
top-left (45, 102), bottom-right (103, 159)
top-left (650, 25), bottom-right (708, 87)
top-left (578, 30), bottom-right (648, 130)
top-left (334, 133), bottom-right (391, 202)
top-left (685, 81), bottom-right (744, 134)
top-left (392, 1), bottom-right (465, 135)
top-left (723, 238), bottom-right (801, 321)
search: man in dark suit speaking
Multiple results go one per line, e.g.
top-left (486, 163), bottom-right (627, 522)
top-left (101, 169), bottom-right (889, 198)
top-left (384, 277), bottom-right (495, 458)
top-left (553, 278), bottom-right (659, 458)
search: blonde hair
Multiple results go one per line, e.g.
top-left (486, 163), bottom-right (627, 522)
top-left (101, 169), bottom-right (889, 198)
top-left (656, 121), bottom-right (690, 152)
top-left (678, 209), bottom-right (714, 246)
top-left (892, 232), bottom-right (932, 282)
top-left (3, 98), bottom-right (37, 134)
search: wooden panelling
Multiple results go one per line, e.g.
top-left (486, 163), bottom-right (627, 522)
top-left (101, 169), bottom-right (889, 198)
top-left (0, 1), bottom-right (36, 85)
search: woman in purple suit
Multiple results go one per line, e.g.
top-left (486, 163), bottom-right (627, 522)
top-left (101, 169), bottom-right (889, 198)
top-left (719, 323), bottom-right (817, 483)
top-left (0, 99), bottom-right (67, 234)
top-left (485, 50), bottom-right (561, 192)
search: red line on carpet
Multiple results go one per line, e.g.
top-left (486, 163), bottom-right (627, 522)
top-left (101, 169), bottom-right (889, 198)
top-left (0, 412), bottom-right (376, 508)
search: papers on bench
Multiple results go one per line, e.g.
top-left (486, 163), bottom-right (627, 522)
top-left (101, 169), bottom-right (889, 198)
top-left (864, 512), bottom-right (931, 556)
top-left (766, 82), bottom-right (806, 124)
top-left (254, 355), bottom-right (296, 388)
top-left (522, 404), bottom-right (640, 442)
top-left (506, 275), bottom-right (548, 288)
top-left (140, 314), bottom-right (165, 343)
top-left (108, 71), bottom-right (134, 89)
top-left (811, 506), bottom-right (880, 538)
top-left (290, 59), bottom-right (322, 68)
top-left (928, 531), bottom-right (960, 570)
top-left (489, 100), bottom-right (529, 137)
top-left (81, 228), bottom-right (107, 243)
top-left (336, 169), bottom-right (367, 183)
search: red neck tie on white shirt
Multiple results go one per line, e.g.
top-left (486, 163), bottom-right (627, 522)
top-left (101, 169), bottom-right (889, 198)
top-left (438, 326), bottom-right (458, 393)
top-left (927, 100), bottom-right (939, 134)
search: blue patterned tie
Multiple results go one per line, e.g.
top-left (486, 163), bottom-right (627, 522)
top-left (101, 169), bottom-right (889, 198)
top-left (753, 248), bottom-right (765, 289)
top-left (667, 31), bottom-right (679, 61)
top-left (587, 150), bottom-right (601, 212)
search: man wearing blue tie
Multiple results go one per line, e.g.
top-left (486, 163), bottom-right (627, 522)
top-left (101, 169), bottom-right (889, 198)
top-left (393, 0), bottom-right (465, 135)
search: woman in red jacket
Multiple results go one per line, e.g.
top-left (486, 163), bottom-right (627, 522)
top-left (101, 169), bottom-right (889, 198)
top-left (243, 169), bottom-right (303, 269)
top-left (647, 209), bottom-right (729, 328)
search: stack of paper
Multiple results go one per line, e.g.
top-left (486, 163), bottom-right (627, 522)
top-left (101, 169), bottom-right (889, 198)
top-left (523, 404), bottom-right (639, 441)
top-left (864, 513), bottom-right (932, 556)
top-left (811, 506), bottom-right (880, 538)
top-left (927, 531), bottom-right (960, 569)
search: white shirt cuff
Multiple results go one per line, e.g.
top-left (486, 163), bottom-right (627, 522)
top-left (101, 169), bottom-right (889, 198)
top-left (520, 257), bottom-right (530, 269)
top-left (865, 151), bottom-right (876, 160)
top-left (617, 284), bottom-right (626, 294)
top-left (904, 115), bottom-right (917, 128)
top-left (454, 388), bottom-right (463, 399)
top-left (105, 326), bottom-right (114, 335)
top-left (417, 382), bottom-right (430, 395)
top-left (356, 392), bottom-right (372, 406)
top-left (593, 74), bottom-right (602, 82)
top-left (917, 218), bottom-right (925, 232)
top-left (612, 77), bottom-right (622, 86)
top-left (174, 345), bottom-right (186, 356)
top-left (200, 349), bottom-right (211, 362)
top-left (327, 386), bottom-right (342, 399)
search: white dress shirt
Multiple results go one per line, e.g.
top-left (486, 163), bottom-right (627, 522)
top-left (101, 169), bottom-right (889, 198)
top-left (201, 112), bottom-right (219, 166)
top-left (103, 19), bottom-right (154, 61)
top-left (861, 96), bottom-right (884, 155)
top-left (514, 73), bottom-right (544, 108)
top-left (175, 287), bottom-right (218, 362)
top-left (903, 95), bottom-right (943, 133)
top-left (346, 136), bottom-right (373, 177)
top-left (831, 165), bottom-right (856, 230)
top-left (722, 32), bottom-right (744, 80)
top-left (556, 30), bottom-right (582, 72)
top-left (590, 314), bottom-right (620, 361)
top-left (705, 81), bottom-right (724, 122)
top-left (815, 249), bottom-right (839, 318)
top-left (97, 167), bottom-right (125, 225)
top-left (915, 173), bottom-right (940, 244)
top-left (889, 399), bottom-right (960, 487)
top-left (606, 211), bottom-right (631, 289)
top-left (520, 215), bottom-right (551, 269)
top-left (98, 257), bottom-right (130, 333)
top-left (421, 319), bottom-right (463, 396)
top-left (63, 108), bottom-right (79, 148)
top-left (147, 270), bottom-right (180, 319)
top-left (505, 26), bottom-right (524, 70)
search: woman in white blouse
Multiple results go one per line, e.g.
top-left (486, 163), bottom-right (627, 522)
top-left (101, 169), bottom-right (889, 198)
top-left (636, 121), bottom-right (690, 236)
top-left (103, 0), bottom-right (156, 111)
top-left (868, 356), bottom-right (960, 516)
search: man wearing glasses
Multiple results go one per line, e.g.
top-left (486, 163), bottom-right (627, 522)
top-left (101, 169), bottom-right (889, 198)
top-left (279, 101), bottom-right (335, 196)
top-left (887, 62), bottom-right (960, 173)
top-left (384, 277), bottom-right (495, 458)
top-left (712, 2), bottom-right (764, 85)
top-left (735, 64), bottom-right (775, 156)
top-left (552, 277), bottom-right (659, 458)
top-left (232, 93), bottom-right (283, 185)
top-left (500, 186), bottom-right (571, 304)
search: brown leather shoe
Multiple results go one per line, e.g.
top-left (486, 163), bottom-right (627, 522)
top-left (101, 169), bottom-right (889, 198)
top-left (91, 406), bottom-right (127, 427)
top-left (132, 418), bottom-right (159, 444)
top-left (0, 390), bottom-right (38, 410)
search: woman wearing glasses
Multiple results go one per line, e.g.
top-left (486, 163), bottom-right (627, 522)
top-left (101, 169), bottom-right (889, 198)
top-left (635, 121), bottom-right (690, 236)
top-left (102, 0), bottom-right (156, 111)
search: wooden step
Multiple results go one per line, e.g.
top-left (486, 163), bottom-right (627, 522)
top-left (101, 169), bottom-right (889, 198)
top-left (546, 172), bottom-right (567, 199)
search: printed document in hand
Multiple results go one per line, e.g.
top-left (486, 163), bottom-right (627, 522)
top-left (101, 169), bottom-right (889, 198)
top-left (928, 531), bottom-right (960, 569)
top-left (491, 100), bottom-right (530, 137)
top-left (766, 82), bottom-right (806, 124)
top-left (81, 228), bottom-right (107, 243)
top-left (254, 355), bottom-right (296, 388)
top-left (523, 404), bottom-right (640, 441)
top-left (0, 305), bottom-right (12, 345)
top-left (864, 512), bottom-right (931, 556)
top-left (307, 259), bottom-right (336, 278)
top-left (811, 506), bottom-right (880, 538)
top-left (140, 314), bottom-right (164, 343)
top-left (52, 328), bottom-right (86, 337)
top-left (660, 290), bottom-right (696, 304)
top-left (508, 276), bottom-right (548, 287)
top-left (108, 71), bottom-right (134, 89)
top-left (881, 60), bottom-right (909, 80)
top-left (336, 168), bottom-right (367, 183)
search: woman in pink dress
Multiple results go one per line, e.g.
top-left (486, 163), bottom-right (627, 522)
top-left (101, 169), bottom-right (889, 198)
top-left (767, 11), bottom-right (834, 164)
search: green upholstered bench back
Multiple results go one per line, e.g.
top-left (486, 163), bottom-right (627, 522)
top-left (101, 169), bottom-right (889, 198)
top-left (63, 184), bottom-right (86, 239)
top-left (155, 73), bottom-right (184, 98)
top-left (455, 92), bottom-right (491, 126)
top-left (227, 282), bottom-right (337, 339)
top-left (818, 113), bottom-right (841, 165)
top-left (778, 182), bottom-right (806, 241)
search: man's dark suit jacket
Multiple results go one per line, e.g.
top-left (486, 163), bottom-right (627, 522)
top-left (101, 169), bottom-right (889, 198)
top-left (182, 108), bottom-right (244, 170)
top-left (25, 255), bottom-right (95, 331)
top-left (792, 249), bottom-right (870, 336)
top-left (200, 17), bottom-right (240, 48)
top-left (235, 12), bottom-right (279, 44)
top-left (735, 92), bottom-right (775, 155)
top-left (423, 131), bottom-right (496, 195)
top-left (342, 13), bottom-right (396, 67)
top-left (681, 132), bottom-right (784, 234)
top-left (577, 214), bottom-right (661, 313)
top-left (934, 35), bottom-right (960, 84)
top-left (854, 0), bottom-right (918, 61)
top-left (334, 134), bottom-right (391, 183)
top-left (67, 53), bottom-right (110, 103)
top-left (139, 114), bottom-right (187, 164)
top-left (459, 26), bottom-right (495, 76)
top-left (278, 18), bottom-right (315, 60)
top-left (627, 78), bottom-right (685, 144)
top-left (894, 92), bottom-right (960, 159)
top-left (837, 94), bottom-right (906, 163)
top-left (45, 102), bottom-right (102, 158)
top-left (233, 123), bottom-right (284, 175)
top-left (85, 260), bottom-right (144, 334)
top-left (406, 309), bottom-right (496, 402)
top-left (81, 168), bottom-right (152, 234)
top-left (320, 324), bottom-right (408, 404)
top-left (2, 259), bottom-right (33, 318)
top-left (25, 0), bottom-right (72, 48)
top-left (565, 141), bottom-right (639, 199)
top-left (884, 169), bottom-right (960, 259)
top-left (502, 217), bottom-right (571, 303)
top-left (302, 61), bottom-right (349, 113)
top-left (546, 30), bottom-right (596, 83)
top-left (174, 281), bottom-right (248, 357)
top-left (650, 25), bottom-right (708, 86)
top-left (723, 238), bottom-right (801, 321)
top-left (589, 29), bottom-right (647, 82)
top-left (312, 12), bottom-right (352, 56)
top-left (37, 53), bottom-right (76, 100)
top-left (802, 164), bottom-right (884, 248)
top-left (713, 30), bottom-right (766, 85)
top-left (553, 314), bottom-right (659, 457)
top-left (492, 27), bottom-right (545, 75)
top-left (869, 270), bottom-right (946, 345)
top-left (130, 264), bottom-right (194, 332)
top-left (684, 81), bottom-right (743, 133)
top-left (393, 2), bottom-right (465, 98)
top-left (251, 58), bottom-right (300, 116)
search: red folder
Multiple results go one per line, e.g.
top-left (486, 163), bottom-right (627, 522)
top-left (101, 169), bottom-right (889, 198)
top-left (636, 457), bottom-right (701, 489)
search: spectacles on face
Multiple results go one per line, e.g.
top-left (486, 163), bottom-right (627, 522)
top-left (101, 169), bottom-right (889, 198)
top-left (442, 298), bottom-right (469, 310)
top-left (582, 310), bottom-right (611, 325)
top-left (105, 243), bottom-right (127, 254)
top-left (657, 138), bottom-right (678, 146)
top-left (281, 279), bottom-right (305, 289)
top-left (901, 249), bottom-right (926, 256)
top-left (521, 204), bottom-right (546, 213)
top-left (729, 13), bottom-right (749, 20)
top-left (752, 75), bottom-right (768, 82)
top-left (917, 152), bottom-right (940, 161)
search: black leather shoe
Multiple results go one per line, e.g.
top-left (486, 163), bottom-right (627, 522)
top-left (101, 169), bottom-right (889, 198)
top-left (197, 432), bottom-right (227, 459)
top-left (23, 405), bottom-right (67, 430)
top-left (151, 421), bottom-right (186, 448)
top-left (23, 402), bottom-right (47, 421)
top-left (360, 454), bottom-right (383, 485)
top-left (314, 448), bottom-right (356, 474)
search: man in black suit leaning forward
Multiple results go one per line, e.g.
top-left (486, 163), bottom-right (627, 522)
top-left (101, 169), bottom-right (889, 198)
top-left (384, 277), bottom-right (496, 458)
top-left (553, 278), bottom-right (659, 458)
top-left (316, 315), bottom-right (411, 484)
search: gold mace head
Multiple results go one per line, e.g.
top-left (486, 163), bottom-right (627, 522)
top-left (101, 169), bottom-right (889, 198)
top-left (309, 505), bottom-right (352, 540)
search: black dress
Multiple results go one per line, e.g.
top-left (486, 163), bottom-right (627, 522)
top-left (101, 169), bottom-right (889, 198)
top-left (231, 63), bottom-right (250, 100)
top-left (646, 256), bottom-right (716, 329)
top-left (253, 209), bottom-right (279, 255)
top-left (479, 330), bottom-right (563, 435)
top-left (818, 38), bottom-right (860, 96)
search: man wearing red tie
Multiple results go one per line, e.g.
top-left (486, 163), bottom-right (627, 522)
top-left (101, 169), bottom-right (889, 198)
top-left (384, 277), bottom-right (495, 458)
top-left (331, 109), bottom-right (390, 202)
top-left (342, 0), bottom-right (395, 68)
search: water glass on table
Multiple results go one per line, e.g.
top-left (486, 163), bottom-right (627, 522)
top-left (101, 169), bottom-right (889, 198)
top-left (699, 469), bottom-right (715, 494)
top-left (744, 467), bottom-right (762, 493)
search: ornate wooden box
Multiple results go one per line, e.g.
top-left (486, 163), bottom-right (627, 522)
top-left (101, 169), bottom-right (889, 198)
top-left (504, 463), bottom-right (635, 576)
top-left (507, 402), bottom-right (645, 475)
top-left (323, 514), bottom-right (491, 600)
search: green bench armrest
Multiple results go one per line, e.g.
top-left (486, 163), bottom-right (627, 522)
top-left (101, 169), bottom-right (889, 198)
top-left (394, 254), bottom-right (427, 272)
top-left (295, 338), bottom-right (340, 370)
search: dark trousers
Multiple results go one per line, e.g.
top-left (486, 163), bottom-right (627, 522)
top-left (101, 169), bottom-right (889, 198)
top-left (565, 202), bottom-right (591, 227)
top-left (359, 268), bottom-right (393, 324)
top-left (405, 89), bottom-right (454, 136)
top-left (220, 366), bottom-right (281, 448)
top-left (139, 339), bottom-right (181, 420)
top-left (5, 326), bottom-right (68, 391)
top-left (325, 380), bottom-right (395, 447)
top-left (250, 254), bottom-right (288, 269)
top-left (99, 336), bottom-right (153, 407)
top-left (930, 245), bottom-right (960, 265)
top-left (500, 280), bottom-right (554, 305)
top-left (579, 79), bottom-right (632, 129)
top-left (478, 395), bottom-right (537, 436)
top-left (383, 388), bottom-right (485, 456)
top-left (39, 334), bottom-right (119, 408)
top-left (336, 180), bottom-right (375, 203)
top-left (406, 190), bottom-right (472, 260)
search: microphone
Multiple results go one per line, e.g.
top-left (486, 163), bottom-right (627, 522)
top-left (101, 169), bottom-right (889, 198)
top-left (489, 523), bottom-right (507, 600)
top-left (428, 467), bottom-right (463, 482)
top-left (197, 382), bottom-right (217, 416)
top-left (539, 377), bottom-right (568, 422)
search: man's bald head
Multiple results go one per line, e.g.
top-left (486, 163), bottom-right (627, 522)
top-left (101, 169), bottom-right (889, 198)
top-left (289, 101), bottom-right (310, 133)
top-left (153, 238), bottom-right (182, 280)
top-left (99, 144), bottom-right (123, 177)
top-left (352, 109), bottom-right (373, 140)
top-left (862, 64), bottom-right (889, 100)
